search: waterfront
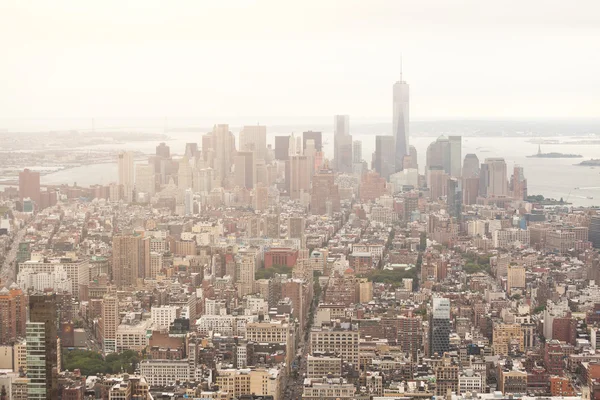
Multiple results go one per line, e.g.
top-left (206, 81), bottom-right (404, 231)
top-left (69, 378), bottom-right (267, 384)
top-left (2, 132), bottom-right (600, 207)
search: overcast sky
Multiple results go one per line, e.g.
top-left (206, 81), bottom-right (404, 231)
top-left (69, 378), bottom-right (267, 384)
top-left (1, 0), bottom-right (599, 123)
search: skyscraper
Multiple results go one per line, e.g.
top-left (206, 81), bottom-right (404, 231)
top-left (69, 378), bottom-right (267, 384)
top-left (303, 131), bottom-right (323, 153)
top-left (374, 136), bottom-right (395, 180)
top-left (234, 151), bottom-right (255, 189)
top-left (212, 124), bottom-right (236, 186)
top-left (156, 142), bottom-right (171, 159)
top-left (274, 136), bottom-right (290, 160)
top-left (184, 188), bottom-right (194, 216)
top-left (311, 168), bottom-right (340, 215)
top-left (135, 164), bottom-right (156, 197)
top-left (462, 154), bottom-right (480, 179)
top-left (112, 235), bottom-right (144, 287)
top-left (240, 125), bottom-right (267, 161)
top-left (101, 294), bottom-right (119, 354)
top-left (483, 158), bottom-right (508, 197)
top-left (430, 297), bottom-right (451, 356)
top-left (288, 155), bottom-right (310, 200)
top-left (18, 168), bottom-right (41, 206)
top-left (393, 69), bottom-right (410, 172)
top-left (511, 165), bottom-right (527, 200)
top-left (590, 216), bottom-right (600, 249)
top-left (352, 141), bottom-right (362, 163)
top-left (334, 115), bottom-right (353, 173)
top-left (448, 136), bottom-right (462, 177)
top-left (27, 293), bottom-right (59, 400)
top-left (118, 151), bottom-right (134, 202)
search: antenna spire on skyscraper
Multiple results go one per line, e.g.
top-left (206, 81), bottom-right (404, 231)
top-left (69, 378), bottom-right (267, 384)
top-left (400, 54), bottom-right (403, 82)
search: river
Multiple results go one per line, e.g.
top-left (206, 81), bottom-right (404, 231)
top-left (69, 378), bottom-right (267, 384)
top-left (3, 131), bottom-right (600, 207)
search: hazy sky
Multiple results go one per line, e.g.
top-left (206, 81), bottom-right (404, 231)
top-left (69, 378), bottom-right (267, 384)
top-left (1, 0), bottom-right (599, 122)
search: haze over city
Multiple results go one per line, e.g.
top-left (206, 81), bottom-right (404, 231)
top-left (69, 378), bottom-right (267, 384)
top-left (2, 2), bottom-right (600, 400)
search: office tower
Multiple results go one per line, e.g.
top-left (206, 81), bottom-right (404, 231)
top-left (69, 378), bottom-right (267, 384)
top-left (393, 69), bottom-right (410, 172)
top-left (310, 327), bottom-right (360, 370)
top-left (18, 168), bottom-right (41, 206)
top-left (408, 145), bottom-right (418, 169)
top-left (156, 142), bottom-right (171, 159)
top-left (112, 235), bottom-right (143, 287)
top-left (185, 143), bottom-right (199, 159)
top-left (462, 177), bottom-right (480, 205)
top-left (333, 115), bottom-right (353, 173)
top-left (118, 151), bottom-right (134, 202)
top-left (479, 163), bottom-right (489, 197)
top-left (288, 155), bottom-right (310, 200)
top-left (403, 194), bottom-right (419, 221)
top-left (590, 216), bottom-right (600, 249)
top-left (352, 141), bottom-right (362, 163)
top-left (178, 156), bottom-right (193, 190)
top-left (0, 286), bottom-right (27, 345)
top-left (447, 178), bottom-right (462, 220)
top-left (304, 139), bottom-right (317, 179)
top-left (463, 154), bottom-right (480, 179)
top-left (254, 183), bottom-right (269, 211)
top-left (303, 131), bottom-right (323, 153)
top-left (311, 168), bottom-right (340, 215)
top-left (288, 133), bottom-right (297, 157)
top-left (428, 167), bottom-right (448, 200)
top-left (511, 165), bottom-right (528, 200)
top-left (135, 164), bottom-right (155, 197)
top-left (212, 124), bottom-right (236, 186)
top-left (184, 188), bottom-right (193, 216)
top-left (27, 293), bottom-right (58, 400)
top-left (275, 136), bottom-right (290, 160)
top-left (374, 136), bottom-right (395, 180)
top-left (101, 294), bottom-right (119, 354)
top-left (240, 125), bottom-right (267, 161)
top-left (288, 216), bottom-right (306, 241)
top-left (448, 136), bottom-right (462, 177)
top-left (426, 136), bottom-right (451, 178)
top-left (234, 151), bottom-right (255, 189)
top-left (484, 158), bottom-right (508, 197)
top-left (434, 354), bottom-right (459, 396)
top-left (430, 297), bottom-right (451, 356)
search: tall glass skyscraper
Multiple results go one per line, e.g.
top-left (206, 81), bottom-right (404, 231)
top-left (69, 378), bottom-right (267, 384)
top-left (393, 74), bottom-right (410, 172)
top-left (430, 297), bottom-right (451, 356)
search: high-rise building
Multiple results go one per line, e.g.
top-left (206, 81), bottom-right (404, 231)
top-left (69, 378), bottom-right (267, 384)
top-left (112, 235), bottom-right (143, 287)
top-left (274, 136), bottom-right (290, 161)
top-left (288, 216), bottom-right (306, 242)
top-left (426, 136), bottom-right (451, 179)
top-left (101, 294), bottom-right (119, 354)
top-left (511, 165), bottom-right (528, 200)
top-left (352, 141), bottom-right (362, 163)
top-left (430, 297), bottom-right (451, 356)
top-left (590, 216), bottom-right (600, 249)
top-left (212, 124), bottom-right (236, 186)
top-left (374, 136), bottom-right (395, 180)
top-left (234, 151), bottom-right (255, 189)
top-left (483, 158), bottom-right (508, 197)
top-left (448, 136), bottom-right (462, 177)
top-left (135, 164), bottom-right (156, 197)
top-left (507, 264), bottom-right (526, 294)
top-left (0, 286), bottom-right (27, 345)
top-left (27, 293), bottom-right (59, 400)
top-left (18, 168), bottom-right (41, 206)
top-left (462, 177), bottom-right (480, 205)
top-left (118, 151), bottom-right (134, 202)
top-left (303, 131), bottom-right (323, 153)
top-left (462, 154), bottom-right (480, 179)
top-left (479, 163), bottom-right (489, 197)
top-left (178, 156), bottom-right (193, 190)
top-left (240, 125), bottom-right (267, 161)
top-left (360, 171), bottom-right (388, 202)
top-left (184, 188), bottom-right (193, 216)
top-left (185, 143), bottom-right (199, 159)
top-left (447, 178), bottom-right (462, 220)
top-left (288, 155), bottom-right (310, 200)
top-left (393, 70), bottom-right (410, 172)
top-left (311, 168), bottom-right (340, 215)
top-left (156, 142), bottom-right (171, 159)
top-left (333, 116), bottom-right (352, 173)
